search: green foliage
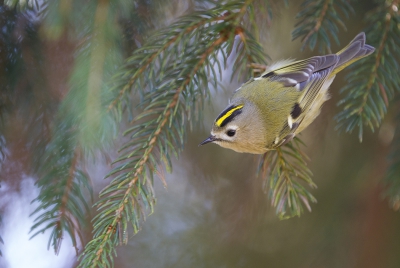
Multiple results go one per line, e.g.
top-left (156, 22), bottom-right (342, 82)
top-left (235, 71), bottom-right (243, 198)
top-left (30, 124), bottom-right (92, 255)
top-left (4, 0), bottom-right (44, 11)
top-left (293, 0), bottom-right (354, 53)
top-left (258, 138), bottom-right (316, 219)
top-left (28, 0), bottom-right (124, 255)
top-left (335, 0), bottom-right (400, 141)
top-left (79, 1), bottom-right (270, 266)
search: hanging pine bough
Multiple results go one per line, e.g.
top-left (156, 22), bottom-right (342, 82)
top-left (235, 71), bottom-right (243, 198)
top-left (4, 0), bottom-right (46, 11)
top-left (335, 1), bottom-right (400, 141)
top-left (27, 0), bottom-right (124, 256)
top-left (79, 1), bottom-right (288, 266)
top-left (257, 138), bottom-right (316, 219)
top-left (292, 0), bottom-right (354, 53)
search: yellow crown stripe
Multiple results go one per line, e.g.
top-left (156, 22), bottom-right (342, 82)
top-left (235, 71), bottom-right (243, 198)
top-left (216, 105), bottom-right (244, 127)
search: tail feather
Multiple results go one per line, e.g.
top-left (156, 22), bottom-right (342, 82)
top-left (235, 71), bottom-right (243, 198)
top-left (333, 32), bottom-right (375, 75)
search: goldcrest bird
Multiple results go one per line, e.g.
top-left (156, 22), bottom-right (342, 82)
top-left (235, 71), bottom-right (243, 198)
top-left (200, 32), bottom-right (375, 154)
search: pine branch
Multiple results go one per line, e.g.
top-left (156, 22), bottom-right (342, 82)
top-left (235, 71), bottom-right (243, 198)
top-left (4, 0), bottom-right (45, 11)
top-left (258, 138), bottom-right (316, 219)
top-left (107, 12), bottom-right (230, 113)
top-left (30, 131), bottom-right (92, 255)
top-left (79, 1), bottom-right (270, 266)
top-left (107, 0), bottom-right (263, 115)
top-left (335, 0), bottom-right (400, 141)
top-left (30, 0), bottom-right (122, 255)
top-left (231, 25), bottom-right (269, 79)
top-left (292, 0), bottom-right (354, 53)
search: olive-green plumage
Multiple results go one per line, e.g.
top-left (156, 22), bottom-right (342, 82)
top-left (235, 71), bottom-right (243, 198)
top-left (200, 32), bottom-right (375, 154)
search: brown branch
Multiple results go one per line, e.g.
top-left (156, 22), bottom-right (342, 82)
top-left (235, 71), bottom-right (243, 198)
top-left (57, 1), bottom-right (110, 257)
top-left (107, 0), bottom-right (256, 112)
top-left (239, 0), bottom-right (254, 16)
top-left (106, 13), bottom-right (230, 112)
top-left (237, 29), bottom-right (254, 63)
top-left (57, 146), bottom-right (81, 255)
top-left (91, 2), bottom-right (257, 264)
top-left (92, 33), bottom-right (229, 266)
top-left (379, 83), bottom-right (389, 107)
top-left (302, 0), bottom-right (330, 44)
top-left (357, 6), bottom-right (394, 115)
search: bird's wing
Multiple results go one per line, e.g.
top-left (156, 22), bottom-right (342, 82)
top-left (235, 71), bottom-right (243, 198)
top-left (262, 55), bottom-right (339, 148)
top-left (261, 55), bottom-right (338, 86)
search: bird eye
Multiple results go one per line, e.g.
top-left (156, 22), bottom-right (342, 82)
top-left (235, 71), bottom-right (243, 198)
top-left (226, 129), bottom-right (236, 137)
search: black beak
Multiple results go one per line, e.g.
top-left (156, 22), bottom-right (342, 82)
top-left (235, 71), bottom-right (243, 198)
top-left (199, 135), bottom-right (216, 146)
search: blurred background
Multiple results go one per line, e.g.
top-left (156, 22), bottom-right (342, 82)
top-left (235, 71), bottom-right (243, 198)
top-left (0, 0), bottom-right (399, 267)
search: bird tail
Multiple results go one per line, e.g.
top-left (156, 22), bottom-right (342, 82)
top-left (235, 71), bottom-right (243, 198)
top-left (332, 32), bottom-right (375, 75)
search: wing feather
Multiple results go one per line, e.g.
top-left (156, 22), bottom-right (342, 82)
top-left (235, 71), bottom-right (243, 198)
top-left (264, 56), bottom-right (339, 148)
top-left (262, 55), bottom-right (339, 86)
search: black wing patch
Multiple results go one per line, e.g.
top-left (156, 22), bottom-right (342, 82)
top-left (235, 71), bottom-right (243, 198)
top-left (290, 103), bottom-right (302, 119)
top-left (270, 65), bottom-right (335, 148)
